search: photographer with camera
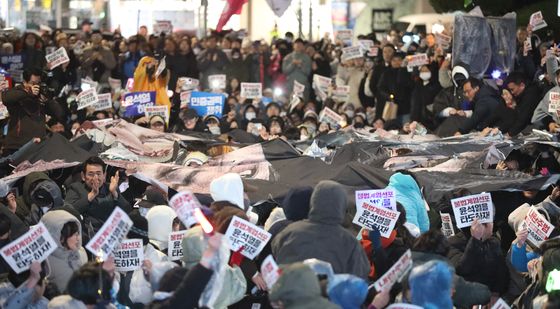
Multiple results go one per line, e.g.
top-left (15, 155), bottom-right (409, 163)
top-left (0, 68), bottom-right (64, 156)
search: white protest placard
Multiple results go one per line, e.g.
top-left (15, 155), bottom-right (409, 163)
top-left (353, 201), bottom-right (400, 238)
top-left (548, 92), bottom-right (560, 113)
top-left (154, 20), bottom-right (172, 35)
top-left (92, 118), bottom-right (114, 128)
top-left (0, 222), bottom-right (57, 274)
top-left (530, 11), bottom-right (547, 31)
top-left (0, 103), bottom-right (8, 120)
top-left (155, 56), bottom-right (166, 78)
top-left (440, 212), bottom-right (455, 238)
top-left (341, 46), bottom-right (363, 62)
top-left (319, 106), bottom-right (343, 128)
top-left (113, 238), bottom-right (143, 272)
top-left (179, 77), bottom-right (199, 91)
top-left (261, 255), bottom-right (281, 290)
top-left (93, 93), bottom-right (112, 111)
top-left (145, 105), bottom-right (169, 124)
top-left (333, 85), bottom-right (350, 102)
top-left (225, 216), bottom-right (271, 259)
top-left (169, 191), bottom-right (201, 228)
top-left (77, 88), bottom-right (98, 110)
top-left (407, 53), bottom-right (429, 67)
top-left (312, 74), bottom-right (332, 101)
top-left (86, 207), bottom-right (133, 260)
top-left (180, 91), bottom-right (192, 109)
top-left (523, 207), bottom-right (555, 247)
top-left (168, 231), bottom-right (186, 261)
top-left (357, 40), bottom-right (374, 54)
top-left (451, 192), bottom-right (494, 229)
top-left (81, 78), bottom-right (98, 92)
top-left (355, 189), bottom-right (396, 211)
top-left (491, 298), bottom-right (511, 309)
top-left (108, 77), bottom-right (122, 90)
top-left (523, 37), bottom-right (532, 56)
top-left (368, 47), bottom-right (379, 57)
top-left (45, 47), bottom-right (70, 70)
top-left (45, 46), bottom-right (56, 56)
top-left (208, 74), bottom-right (226, 90)
top-left (335, 29), bottom-right (353, 46)
top-left (435, 32), bottom-right (452, 49)
top-left (387, 304), bottom-right (423, 309)
top-left (293, 80), bottom-right (305, 98)
top-left (372, 249), bottom-right (412, 292)
top-left (241, 82), bottom-right (262, 99)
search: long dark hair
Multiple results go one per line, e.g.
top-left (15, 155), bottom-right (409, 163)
top-left (60, 221), bottom-right (79, 249)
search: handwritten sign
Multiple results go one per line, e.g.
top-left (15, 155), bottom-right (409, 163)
top-left (208, 74), bottom-right (226, 90)
top-left (451, 193), bottom-right (494, 228)
top-left (86, 207), bottom-right (133, 260)
top-left (77, 88), bottom-right (98, 110)
top-left (440, 212), bottom-right (455, 237)
top-left (0, 222), bottom-right (57, 274)
top-left (319, 106), bottom-right (343, 128)
top-left (45, 47), bottom-right (70, 69)
top-left (548, 92), bottom-right (560, 113)
top-left (93, 93), bottom-right (112, 111)
top-left (113, 238), bottom-right (143, 272)
top-left (355, 189), bottom-right (396, 211)
top-left (372, 250), bottom-right (412, 292)
top-left (168, 231), bottom-right (186, 261)
top-left (341, 46), bottom-right (363, 62)
top-left (407, 53), bottom-right (429, 67)
top-left (523, 207), bottom-right (554, 247)
top-left (241, 82), bottom-right (262, 99)
top-left (261, 255), bottom-right (281, 289)
top-left (169, 191), bottom-right (201, 228)
top-left (530, 11), bottom-right (547, 31)
top-left (353, 201), bottom-right (400, 238)
top-left (225, 216), bottom-right (271, 259)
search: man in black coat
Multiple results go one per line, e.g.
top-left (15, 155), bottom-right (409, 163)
top-left (457, 78), bottom-right (502, 134)
top-left (505, 72), bottom-right (543, 136)
top-left (370, 44), bottom-right (395, 120)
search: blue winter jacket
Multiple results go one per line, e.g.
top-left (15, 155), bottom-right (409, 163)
top-left (387, 173), bottom-right (430, 233)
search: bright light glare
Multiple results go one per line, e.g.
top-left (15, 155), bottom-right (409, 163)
top-left (432, 23), bottom-right (445, 34)
top-left (274, 88), bottom-right (283, 97)
top-left (491, 70), bottom-right (501, 79)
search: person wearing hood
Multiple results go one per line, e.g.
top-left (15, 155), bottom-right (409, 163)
top-left (269, 262), bottom-right (339, 309)
top-left (210, 173), bottom-right (259, 224)
top-left (455, 77), bottom-right (503, 134)
top-left (133, 56), bottom-right (171, 110)
top-left (14, 171), bottom-right (65, 226)
top-left (146, 205), bottom-right (176, 252)
top-left (531, 64), bottom-right (560, 133)
top-left (41, 209), bottom-right (88, 292)
top-left (272, 180), bottom-right (370, 279)
top-left (386, 172), bottom-right (429, 234)
top-left (327, 274), bottom-right (368, 309)
top-left (408, 260), bottom-right (454, 309)
top-left (66, 156), bottom-right (131, 235)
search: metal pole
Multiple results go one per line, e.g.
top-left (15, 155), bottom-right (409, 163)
top-left (203, 0), bottom-right (208, 37)
top-left (55, 0), bottom-right (62, 28)
top-left (297, 0), bottom-right (302, 38)
top-left (308, 0), bottom-right (312, 40)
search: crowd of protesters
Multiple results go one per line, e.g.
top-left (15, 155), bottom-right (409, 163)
top-left (0, 11), bottom-right (558, 309)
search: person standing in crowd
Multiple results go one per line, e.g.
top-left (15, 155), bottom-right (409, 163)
top-left (410, 64), bottom-right (441, 128)
top-left (372, 44), bottom-right (396, 120)
top-left (80, 30), bottom-right (117, 86)
top-left (197, 35), bottom-right (229, 89)
top-left (175, 38), bottom-right (199, 80)
top-left (121, 37), bottom-right (144, 85)
top-left (377, 52), bottom-right (414, 124)
top-left (133, 56), bottom-right (171, 110)
top-left (21, 32), bottom-right (46, 71)
top-left (77, 20), bottom-right (93, 42)
top-left (283, 38), bottom-right (312, 101)
top-left (65, 156), bottom-right (131, 235)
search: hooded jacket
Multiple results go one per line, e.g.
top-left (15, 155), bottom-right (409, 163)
top-left (532, 85), bottom-right (560, 129)
top-left (387, 173), bottom-right (430, 233)
top-left (269, 263), bottom-right (340, 309)
top-left (15, 172), bottom-right (64, 226)
top-left (272, 180), bottom-right (370, 279)
top-left (146, 206), bottom-right (176, 251)
top-left (41, 210), bottom-right (88, 292)
top-left (133, 56), bottom-right (171, 110)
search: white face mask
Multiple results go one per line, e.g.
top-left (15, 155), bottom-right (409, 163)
top-left (209, 126), bottom-right (221, 135)
top-left (245, 112), bottom-right (256, 121)
top-left (345, 110), bottom-right (354, 118)
top-left (420, 72), bottom-right (432, 81)
top-left (71, 128), bottom-right (77, 136)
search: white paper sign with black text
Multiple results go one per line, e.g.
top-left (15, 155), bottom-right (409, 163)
top-left (113, 238), bottom-right (143, 272)
top-left (77, 88), bottom-right (98, 110)
top-left (241, 83), bottom-right (262, 99)
top-left (86, 207), bottom-right (133, 260)
top-left (353, 201), bottom-right (400, 238)
top-left (45, 47), bottom-right (70, 69)
top-left (225, 216), bottom-right (271, 259)
top-left (355, 189), bottom-right (396, 211)
top-left (372, 249), bottom-right (412, 292)
top-left (168, 231), bottom-right (186, 261)
top-left (451, 193), bottom-right (494, 229)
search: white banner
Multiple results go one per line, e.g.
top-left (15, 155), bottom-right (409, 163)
top-left (451, 193), bottom-right (494, 229)
top-left (86, 207), bottom-right (133, 260)
top-left (372, 250), bottom-right (412, 292)
top-left (353, 201), bottom-right (400, 238)
top-left (357, 40), bottom-right (374, 54)
top-left (407, 54), bottom-right (429, 67)
top-left (168, 231), bottom-right (186, 261)
top-left (93, 93), bottom-right (113, 111)
top-left (45, 47), bottom-right (70, 70)
top-left (319, 106), bottom-right (343, 128)
top-left (312, 74), bottom-right (332, 101)
top-left (113, 239), bottom-right (143, 272)
top-left (523, 207), bottom-right (554, 247)
top-left (225, 216), bottom-right (271, 259)
top-left (0, 222), bottom-right (57, 274)
top-left (77, 88), bottom-right (98, 110)
top-left (530, 11), bottom-right (547, 31)
top-left (355, 189), bottom-right (396, 211)
top-left (335, 29), bottom-right (353, 46)
top-left (332, 85), bottom-right (350, 102)
top-left (240, 82), bottom-right (262, 99)
top-left (341, 46), bottom-right (363, 62)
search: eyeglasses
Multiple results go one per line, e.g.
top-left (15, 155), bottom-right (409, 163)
top-left (85, 172), bottom-right (103, 178)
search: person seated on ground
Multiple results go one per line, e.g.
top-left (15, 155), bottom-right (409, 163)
top-left (386, 171), bottom-right (429, 234)
top-left (455, 78), bottom-right (503, 135)
top-left (14, 172), bottom-right (65, 226)
top-left (531, 65), bottom-right (560, 133)
top-left (272, 180), bottom-right (370, 279)
top-left (65, 156), bottom-right (131, 235)
top-left (0, 262), bottom-right (48, 308)
top-left (504, 72), bottom-right (543, 136)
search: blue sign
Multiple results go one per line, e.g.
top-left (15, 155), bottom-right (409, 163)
top-left (0, 54), bottom-right (24, 71)
top-left (123, 91), bottom-right (156, 118)
top-left (188, 91), bottom-right (225, 118)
